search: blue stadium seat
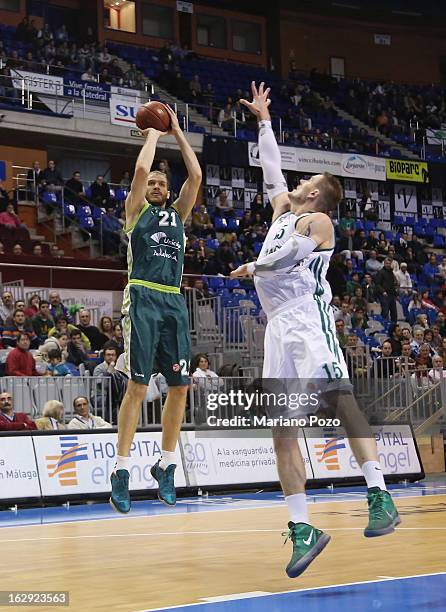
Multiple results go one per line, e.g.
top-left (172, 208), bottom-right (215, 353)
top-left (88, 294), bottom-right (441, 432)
top-left (79, 216), bottom-right (94, 230)
top-left (78, 205), bottom-right (92, 217)
top-left (208, 277), bottom-right (225, 289)
top-left (63, 203), bottom-right (76, 217)
top-left (42, 191), bottom-right (57, 204)
top-left (214, 218), bottom-right (227, 230)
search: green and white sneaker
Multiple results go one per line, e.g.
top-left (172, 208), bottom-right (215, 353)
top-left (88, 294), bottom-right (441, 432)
top-left (283, 521), bottom-right (331, 578)
top-left (364, 487), bottom-right (401, 537)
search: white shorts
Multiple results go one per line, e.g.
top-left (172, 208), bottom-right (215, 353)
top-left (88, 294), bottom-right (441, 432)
top-left (263, 296), bottom-right (350, 382)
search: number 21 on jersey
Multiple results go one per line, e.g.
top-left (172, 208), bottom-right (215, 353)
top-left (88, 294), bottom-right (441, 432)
top-left (159, 210), bottom-right (177, 227)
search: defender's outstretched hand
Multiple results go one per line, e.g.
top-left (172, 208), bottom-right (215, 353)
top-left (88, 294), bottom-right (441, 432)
top-left (240, 81), bottom-right (271, 121)
top-left (230, 264), bottom-right (253, 278)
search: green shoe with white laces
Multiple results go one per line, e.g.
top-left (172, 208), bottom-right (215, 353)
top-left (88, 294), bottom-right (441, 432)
top-left (283, 521), bottom-right (331, 578)
top-left (364, 487), bottom-right (401, 537)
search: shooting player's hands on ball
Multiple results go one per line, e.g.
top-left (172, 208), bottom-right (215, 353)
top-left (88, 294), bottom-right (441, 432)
top-left (230, 264), bottom-right (252, 278)
top-left (164, 103), bottom-right (182, 135)
top-left (240, 81), bottom-right (271, 121)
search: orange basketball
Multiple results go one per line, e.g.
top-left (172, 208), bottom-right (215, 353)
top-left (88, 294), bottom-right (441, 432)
top-left (135, 101), bottom-right (171, 132)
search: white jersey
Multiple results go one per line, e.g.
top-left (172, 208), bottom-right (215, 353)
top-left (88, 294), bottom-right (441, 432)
top-left (254, 211), bottom-right (334, 318)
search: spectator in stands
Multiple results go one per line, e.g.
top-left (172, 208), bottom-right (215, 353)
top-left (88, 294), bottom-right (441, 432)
top-left (32, 300), bottom-right (54, 342)
top-left (350, 286), bottom-right (368, 312)
top-left (0, 242), bottom-right (4, 255)
top-left (35, 400), bottom-right (65, 430)
top-left (362, 273), bottom-right (377, 305)
top-left (387, 246), bottom-right (399, 272)
top-left (65, 171), bottom-right (85, 205)
top-left (49, 315), bottom-right (90, 348)
top-left (102, 206), bottom-right (122, 255)
top-left (394, 262), bottom-right (412, 295)
top-left (67, 329), bottom-right (89, 370)
top-left (192, 354), bottom-right (220, 383)
top-left (345, 333), bottom-right (371, 377)
top-left (217, 104), bottom-right (234, 131)
top-left (41, 160), bottom-right (64, 191)
top-left (2, 309), bottom-right (38, 348)
top-left (81, 67), bottom-right (96, 82)
top-left (48, 291), bottom-right (72, 322)
top-left (423, 254), bottom-right (440, 284)
top-left (387, 323), bottom-right (402, 356)
top-left (0, 203), bottom-right (27, 230)
top-left (39, 330), bottom-right (69, 362)
top-left (37, 23), bottom-right (53, 47)
top-left (431, 324), bottom-right (442, 350)
top-left (216, 241), bottom-right (237, 275)
top-left (215, 189), bottom-right (235, 218)
top-left (24, 294), bottom-right (41, 319)
top-left (421, 290), bottom-right (440, 313)
top-left (93, 344), bottom-right (118, 377)
top-left (5, 332), bottom-right (39, 376)
top-left (26, 160), bottom-right (44, 199)
top-left (335, 319), bottom-right (348, 349)
top-left (351, 307), bottom-right (368, 331)
top-left (97, 45), bottom-right (112, 66)
top-left (50, 244), bottom-right (61, 258)
top-left (32, 244), bottom-right (43, 257)
top-left (0, 392), bottom-right (37, 431)
top-left (77, 309), bottom-right (107, 351)
top-left (12, 244), bottom-right (23, 256)
top-left (47, 348), bottom-right (72, 377)
top-left (365, 250), bottom-right (383, 277)
top-left (0, 291), bottom-right (14, 324)
top-left (90, 175), bottom-right (111, 208)
top-left (411, 328), bottom-right (425, 356)
top-left (375, 341), bottom-right (396, 378)
top-left (414, 343), bottom-right (433, 383)
top-left (429, 355), bottom-right (446, 381)
top-left (0, 181), bottom-right (10, 213)
top-left (437, 337), bottom-right (446, 362)
top-left (337, 302), bottom-right (352, 327)
top-left (120, 171), bottom-right (131, 190)
top-left (111, 323), bottom-right (124, 355)
top-left (192, 204), bottom-right (212, 234)
top-left (99, 316), bottom-right (114, 341)
top-left (67, 396), bottom-right (111, 429)
top-left (374, 258), bottom-right (398, 322)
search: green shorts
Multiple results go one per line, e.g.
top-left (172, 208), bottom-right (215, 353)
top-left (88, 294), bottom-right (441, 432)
top-left (121, 283), bottom-right (191, 386)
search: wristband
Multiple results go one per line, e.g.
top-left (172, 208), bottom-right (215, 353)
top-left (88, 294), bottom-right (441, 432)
top-left (246, 262), bottom-right (256, 275)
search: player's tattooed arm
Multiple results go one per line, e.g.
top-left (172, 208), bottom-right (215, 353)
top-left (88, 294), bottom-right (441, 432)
top-left (296, 213), bottom-right (334, 250)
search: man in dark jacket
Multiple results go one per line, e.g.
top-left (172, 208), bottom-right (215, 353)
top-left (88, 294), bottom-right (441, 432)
top-left (41, 160), bottom-right (64, 189)
top-left (374, 258), bottom-right (398, 322)
top-left (90, 175), bottom-right (111, 207)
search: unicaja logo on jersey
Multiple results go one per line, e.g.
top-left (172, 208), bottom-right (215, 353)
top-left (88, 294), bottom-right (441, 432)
top-left (314, 430), bottom-right (346, 471)
top-left (45, 435), bottom-right (88, 486)
top-left (151, 232), bottom-right (167, 244)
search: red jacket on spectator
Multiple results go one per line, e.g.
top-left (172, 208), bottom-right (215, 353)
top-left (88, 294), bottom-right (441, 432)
top-left (5, 346), bottom-right (39, 376)
top-left (0, 210), bottom-right (22, 228)
top-left (0, 412), bottom-right (37, 430)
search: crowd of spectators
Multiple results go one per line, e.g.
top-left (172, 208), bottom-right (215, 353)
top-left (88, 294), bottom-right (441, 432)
top-left (0, 290), bottom-right (123, 380)
top-left (0, 18), bottom-right (151, 91)
top-left (329, 207), bottom-right (446, 384)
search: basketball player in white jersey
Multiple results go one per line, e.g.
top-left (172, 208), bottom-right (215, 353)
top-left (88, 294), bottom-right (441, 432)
top-left (230, 82), bottom-right (400, 578)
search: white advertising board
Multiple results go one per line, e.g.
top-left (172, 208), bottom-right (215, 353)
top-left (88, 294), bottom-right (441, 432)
top-left (307, 425), bottom-right (421, 479)
top-left (33, 432), bottom-right (186, 496)
top-left (0, 437), bottom-right (40, 499)
top-left (10, 69), bottom-right (64, 95)
top-left (181, 430), bottom-right (313, 486)
top-left (248, 143), bottom-right (386, 180)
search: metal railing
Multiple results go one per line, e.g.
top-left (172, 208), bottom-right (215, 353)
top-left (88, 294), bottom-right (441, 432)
top-left (0, 375), bottom-right (113, 425)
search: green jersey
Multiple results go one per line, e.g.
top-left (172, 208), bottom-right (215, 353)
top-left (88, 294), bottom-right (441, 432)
top-left (125, 202), bottom-right (185, 293)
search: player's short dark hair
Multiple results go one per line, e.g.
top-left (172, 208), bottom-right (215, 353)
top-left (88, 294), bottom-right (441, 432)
top-left (55, 315), bottom-right (68, 324)
top-left (317, 172), bottom-right (343, 212)
top-left (17, 332), bottom-right (30, 343)
top-left (48, 348), bottom-right (62, 360)
top-left (13, 308), bottom-right (24, 318)
top-left (70, 329), bottom-right (81, 338)
top-left (40, 300), bottom-right (49, 307)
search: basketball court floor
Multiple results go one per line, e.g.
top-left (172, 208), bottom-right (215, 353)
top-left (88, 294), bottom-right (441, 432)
top-left (0, 480), bottom-right (445, 612)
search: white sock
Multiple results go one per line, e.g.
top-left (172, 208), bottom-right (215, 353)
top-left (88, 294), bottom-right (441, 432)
top-left (362, 460), bottom-right (387, 490)
top-left (159, 450), bottom-right (176, 470)
top-left (285, 493), bottom-right (309, 524)
top-left (114, 455), bottom-right (130, 472)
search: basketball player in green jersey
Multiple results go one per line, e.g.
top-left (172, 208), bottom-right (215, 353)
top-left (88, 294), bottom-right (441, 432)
top-left (110, 105), bottom-right (201, 513)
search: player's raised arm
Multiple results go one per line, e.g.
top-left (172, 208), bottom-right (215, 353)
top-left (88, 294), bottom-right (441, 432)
top-left (240, 81), bottom-right (289, 215)
top-left (166, 105), bottom-right (202, 222)
top-left (230, 213), bottom-right (333, 278)
top-left (126, 128), bottom-right (165, 228)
